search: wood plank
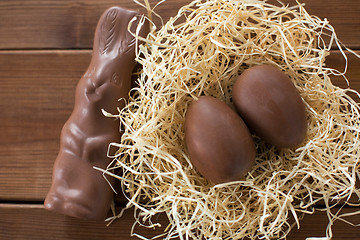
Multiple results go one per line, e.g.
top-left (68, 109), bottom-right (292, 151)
top-left (0, 204), bottom-right (359, 239)
top-left (0, 50), bottom-right (126, 202)
top-left (0, 0), bottom-right (359, 50)
top-left (0, 50), bottom-right (90, 201)
top-left (0, 0), bottom-right (190, 50)
top-left (0, 204), bottom-right (168, 240)
top-left (0, 50), bottom-right (359, 202)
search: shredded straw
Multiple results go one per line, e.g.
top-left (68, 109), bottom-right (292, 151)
top-left (103, 0), bottom-right (360, 239)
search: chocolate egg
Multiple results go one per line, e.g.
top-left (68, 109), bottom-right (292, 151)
top-left (184, 96), bottom-right (256, 184)
top-left (232, 65), bottom-right (307, 148)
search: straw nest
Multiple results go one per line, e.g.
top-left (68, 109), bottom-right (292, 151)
top-left (102, 0), bottom-right (360, 239)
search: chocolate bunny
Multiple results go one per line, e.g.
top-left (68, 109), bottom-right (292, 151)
top-left (45, 6), bottom-right (148, 221)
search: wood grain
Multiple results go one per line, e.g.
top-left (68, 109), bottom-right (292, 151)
top-left (0, 50), bottom-right (359, 202)
top-left (0, 0), bottom-right (359, 50)
top-left (0, 204), bottom-right (168, 240)
top-left (0, 204), bottom-right (359, 240)
top-left (0, 0), bottom-right (189, 50)
top-left (0, 50), bottom-right (89, 201)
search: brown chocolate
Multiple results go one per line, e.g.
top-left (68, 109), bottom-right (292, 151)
top-left (184, 96), bottom-right (256, 184)
top-left (44, 6), bottom-right (149, 221)
top-left (232, 65), bottom-right (307, 148)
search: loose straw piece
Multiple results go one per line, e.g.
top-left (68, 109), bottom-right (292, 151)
top-left (104, 0), bottom-right (360, 239)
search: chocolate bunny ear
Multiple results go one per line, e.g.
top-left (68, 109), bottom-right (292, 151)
top-left (93, 7), bottom-right (149, 57)
top-left (98, 7), bottom-right (121, 55)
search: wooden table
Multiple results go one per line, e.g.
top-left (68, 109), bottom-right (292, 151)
top-left (1, 0), bottom-right (359, 239)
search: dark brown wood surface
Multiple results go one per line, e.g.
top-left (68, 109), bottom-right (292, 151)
top-left (0, 0), bottom-right (359, 239)
top-left (0, 0), bottom-right (359, 49)
top-left (0, 204), bottom-right (359, 240)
